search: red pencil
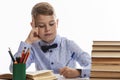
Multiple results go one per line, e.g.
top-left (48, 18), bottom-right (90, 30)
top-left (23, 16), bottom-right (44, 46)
top-left (23, 48), bottom-right (30, 64)
top-left (20, 47), bottom-right (26, 63)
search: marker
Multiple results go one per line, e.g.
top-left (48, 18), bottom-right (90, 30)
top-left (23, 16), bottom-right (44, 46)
top-left (8, 48), bottom-right (17, 64)
top-left (66, 52), bottom-right (75, 66)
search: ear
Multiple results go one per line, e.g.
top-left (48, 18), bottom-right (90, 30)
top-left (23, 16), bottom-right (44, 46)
top-left (56, 19), bottom-right (59, 28)
top-left (30, 18), bottom-right (35, 28)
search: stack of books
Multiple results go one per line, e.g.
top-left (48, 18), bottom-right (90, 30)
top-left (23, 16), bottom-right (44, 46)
top-left (90, 41), bottom-right (120, 79)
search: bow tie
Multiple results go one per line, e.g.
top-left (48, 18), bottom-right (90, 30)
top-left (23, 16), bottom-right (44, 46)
top-left (41, 43), bottom-right (58, 52)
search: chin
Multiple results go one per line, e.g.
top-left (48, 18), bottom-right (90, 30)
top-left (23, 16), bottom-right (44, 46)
top-left (42, 38), bottom-right (53, 43)
top-left (43, 35), bottom-right (56, 43)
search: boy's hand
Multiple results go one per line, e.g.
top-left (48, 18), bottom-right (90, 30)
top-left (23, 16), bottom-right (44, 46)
top-left (25, 28), bottom-right (41, 44)
top-left (59, 66), bottom-right (81, 78)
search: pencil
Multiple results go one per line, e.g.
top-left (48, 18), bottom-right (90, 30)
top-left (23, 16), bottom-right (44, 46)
top-left (20, 47), bottom-right (26, 63)
top-left (23, 48), bottom-right (30, 64)
top-left (8, 48), bottom-right (17, 64)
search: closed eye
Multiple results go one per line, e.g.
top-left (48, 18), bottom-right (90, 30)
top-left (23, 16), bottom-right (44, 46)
top-left (36, 24), bottom-right (45, 28)
top-left (49, 21), bottom-right (55, 26)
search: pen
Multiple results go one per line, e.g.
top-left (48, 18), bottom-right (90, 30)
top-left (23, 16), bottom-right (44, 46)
top-left (8, 48), bottom-right (17, 64)
top-left (66, 52), bottom-right (75, 66)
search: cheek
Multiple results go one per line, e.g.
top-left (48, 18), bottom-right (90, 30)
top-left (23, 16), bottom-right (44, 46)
top-left (53, 27), bottom-right (57, 33)
top-left (38, 29), bottom-right (44, 36)
top-left (52, 26), bottom-right (57, 31)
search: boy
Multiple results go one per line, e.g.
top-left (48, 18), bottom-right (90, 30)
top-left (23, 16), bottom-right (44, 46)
top-left (9, 2), bottom-right (91, 78)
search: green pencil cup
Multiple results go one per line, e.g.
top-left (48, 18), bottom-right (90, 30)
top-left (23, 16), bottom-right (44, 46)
top-left (13, 63), bottom-right (26, 80)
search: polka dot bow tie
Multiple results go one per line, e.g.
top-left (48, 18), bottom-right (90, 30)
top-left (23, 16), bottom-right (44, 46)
top-left (41, 43), bottom-right (58, 53)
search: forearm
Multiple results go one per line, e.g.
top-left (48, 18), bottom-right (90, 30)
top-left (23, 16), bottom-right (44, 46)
top-left (77, 52), bottom-right (91, 78)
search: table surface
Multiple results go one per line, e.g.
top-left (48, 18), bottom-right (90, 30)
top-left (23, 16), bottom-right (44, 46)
top-left (0, 74), bottom-right (89, 80)
top-left (56, 74), bottom-right (89, 80)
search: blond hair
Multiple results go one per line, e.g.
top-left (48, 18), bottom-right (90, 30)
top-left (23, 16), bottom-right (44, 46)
top-left (31, 2), bottom-right (56, 19)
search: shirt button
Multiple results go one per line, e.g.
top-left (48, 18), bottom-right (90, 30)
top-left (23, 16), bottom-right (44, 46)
top-left (84, 74), bottom-right (86, 77)
top-left (51, 62), bottom-right (54, 65)
top-left (49, 50), bottom-right (52, 52)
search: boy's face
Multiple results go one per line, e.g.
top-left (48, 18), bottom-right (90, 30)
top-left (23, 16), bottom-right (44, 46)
top-left (32, 15), bottom-right (58, 43)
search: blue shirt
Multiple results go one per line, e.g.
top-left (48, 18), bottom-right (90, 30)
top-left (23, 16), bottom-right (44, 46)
top-left (9, 35), bottom-right (91, 78)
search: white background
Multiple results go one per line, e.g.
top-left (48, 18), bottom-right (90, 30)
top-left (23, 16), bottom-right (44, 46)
top-left (0, 0), bottom-right (120, 73)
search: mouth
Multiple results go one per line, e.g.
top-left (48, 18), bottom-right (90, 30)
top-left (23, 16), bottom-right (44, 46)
top-left (44, 33), bottom-right (52, 36)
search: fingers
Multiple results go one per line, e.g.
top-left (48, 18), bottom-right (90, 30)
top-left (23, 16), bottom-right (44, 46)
top-left (59, 67), bottom-right (71, 78)
top-left (31, 27), bottom-right (41, 40)
top-left (33, 27), bottom-right (39, 37)
top-left (25, 27), bottom-right (40, 44)
top-left (59, 66), bottom-right (67, 75)
top-left (31, 18), bottom-right (39, 37)
top-left (59, 67), bottom-right (80, 78)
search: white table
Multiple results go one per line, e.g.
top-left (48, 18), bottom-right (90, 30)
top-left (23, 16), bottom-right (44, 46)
top-left (56, 74), bottom-right (89, 80)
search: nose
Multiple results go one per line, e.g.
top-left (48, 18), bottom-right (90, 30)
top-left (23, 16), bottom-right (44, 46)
top-left (45, 25), bottom-right (50, 32)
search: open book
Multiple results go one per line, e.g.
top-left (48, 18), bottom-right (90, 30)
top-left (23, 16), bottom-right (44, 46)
top-left (0, 70), bottom-right (57, 80)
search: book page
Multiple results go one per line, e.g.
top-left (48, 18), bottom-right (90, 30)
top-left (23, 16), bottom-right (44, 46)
top-left (0, 73), bottom-right (12, 79)
top-left (26, 70), bottom-right (57, 80)
top-left (26, 70), bottom-right (52, 76)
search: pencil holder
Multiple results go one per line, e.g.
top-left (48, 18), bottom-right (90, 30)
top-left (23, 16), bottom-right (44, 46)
top-left (13, 63), bottom-right (26, 80)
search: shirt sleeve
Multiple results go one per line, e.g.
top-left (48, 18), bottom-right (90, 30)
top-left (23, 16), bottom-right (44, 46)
top-left (67, 40), bottom-right (91, 78)
top-left (79, 52), bottom-right (91, 78)
top-left (9, 41), bottom-right (34, 72)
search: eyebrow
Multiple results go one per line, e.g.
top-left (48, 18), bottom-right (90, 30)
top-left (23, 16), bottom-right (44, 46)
top-left (36, 20), bottom-right (55, 24)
